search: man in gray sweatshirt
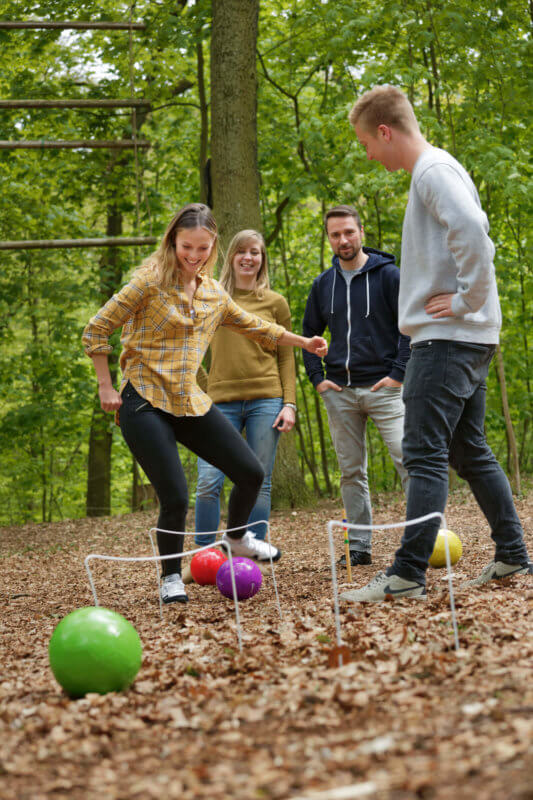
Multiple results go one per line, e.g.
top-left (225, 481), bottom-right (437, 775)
top-left (340, 85), bottom-right (530, 603)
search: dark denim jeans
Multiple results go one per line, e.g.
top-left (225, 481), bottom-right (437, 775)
top-left (390, 340), bottom-right (529, 584)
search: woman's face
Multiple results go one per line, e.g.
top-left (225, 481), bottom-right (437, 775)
top-left (232, 238), bottom-right (263, 284)
top-left (175, 227), bottom-right (215, 277)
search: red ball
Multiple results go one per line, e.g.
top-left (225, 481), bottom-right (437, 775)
top-left (190, 548), bottom-right (228, 585)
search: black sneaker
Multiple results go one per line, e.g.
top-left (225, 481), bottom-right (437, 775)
top-left (337, 551), bottom-right (372, 567)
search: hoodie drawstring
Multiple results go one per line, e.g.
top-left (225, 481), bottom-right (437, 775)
top-left (365, 272), bottom-right (370, 318)
top-left (330, 268), bottom-right (337, 315)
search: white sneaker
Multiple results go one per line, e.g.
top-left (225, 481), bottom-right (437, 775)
top-left (340, 571), bottom-right (427, 603)
top-left (463, 560), bottom-right (530, 588)
top-left (221, 530), bottom-right (281, 562)
top-left (160, 573), bottom-right (188, 604)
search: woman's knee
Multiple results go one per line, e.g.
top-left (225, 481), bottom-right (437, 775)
top-left (246, 461), bottom-right (265, 493)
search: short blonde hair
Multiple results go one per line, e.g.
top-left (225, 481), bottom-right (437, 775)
top-left (349, 85), bottom-right (419, 135)
top-left (219, 230), bottom-right (270, 299)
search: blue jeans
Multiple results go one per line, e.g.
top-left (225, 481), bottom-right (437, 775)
top-left (390, 340), bottom-right (529, 585)
top-left (195, 397), bottom-right (283, 544)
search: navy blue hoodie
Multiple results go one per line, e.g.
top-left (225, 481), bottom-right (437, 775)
top-left (303, 248), bottom-right (410, 388)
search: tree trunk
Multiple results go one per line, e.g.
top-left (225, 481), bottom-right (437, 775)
top-left (86, 207), bottom-right (123, 517)
top-left (210, 0), bottom-right (261, 247)
top-left (210, 0), bottom-right (310, 507)
top-left (271, 432), bottom-right (313, 509)
top-left (494, 345), bottom-right (521, 495)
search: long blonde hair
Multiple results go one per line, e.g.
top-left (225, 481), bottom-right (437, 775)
top-left (219, 230), bottom-right (270, 299)
top-left (141, 203), bottom-right (218, 290)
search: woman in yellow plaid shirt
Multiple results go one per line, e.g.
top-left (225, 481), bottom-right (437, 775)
top-left (83, 203), bottom-right (327, 604)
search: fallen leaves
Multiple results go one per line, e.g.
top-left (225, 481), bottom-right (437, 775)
top-left (0, 493), bottom-right (532, 799)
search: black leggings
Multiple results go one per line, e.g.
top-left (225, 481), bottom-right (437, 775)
top-left (119, 382), bottom-right (264, 575)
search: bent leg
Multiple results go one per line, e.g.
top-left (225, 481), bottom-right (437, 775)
top-left (449, 383), bottom-right (529, 565)
top-left (194, 458), bottom-right (226, 545)
top-left (243, 398), bottom-right (283, 540)
top-left (173, 405), bottom-right (264, 539)
top-left (194, 402), bottom-right (243, 545)
top-left (120, 388), bottom-right (187, 576)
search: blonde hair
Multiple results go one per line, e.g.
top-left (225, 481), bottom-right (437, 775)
top-left (349, 85), bottom-right (419, 135)
top-left (140, 203), bottom-right (218, 290)
top-left (219, 230), bottom-right (270, 299)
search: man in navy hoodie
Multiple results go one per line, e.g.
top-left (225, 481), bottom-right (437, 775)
top-left (303, 205), bottom-right (410, 567)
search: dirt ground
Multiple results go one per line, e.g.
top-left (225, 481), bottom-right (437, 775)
top-left (1, 489), bottom-right (532, 800)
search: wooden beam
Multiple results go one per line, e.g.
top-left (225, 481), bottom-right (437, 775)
top-left (0, 140), bottom-right (150, 149)
top-left (0, 237), bottom-right (158, 251)
top-left (0, 21), bottom-right (146, 30)
top-left (0, 99), bottom-right (151, 109)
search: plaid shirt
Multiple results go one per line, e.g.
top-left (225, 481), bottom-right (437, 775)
top-left (82, 267), bottom-right (285, 417)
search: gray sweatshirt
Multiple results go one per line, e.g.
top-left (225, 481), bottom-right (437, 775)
top-left (399, 147), bottom-right (501, 344)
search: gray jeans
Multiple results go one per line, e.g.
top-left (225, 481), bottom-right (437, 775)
top-left (321, 385), bottom-right (408, 552)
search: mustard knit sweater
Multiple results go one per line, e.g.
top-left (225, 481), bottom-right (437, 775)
top-left (206, 288), bottom-right (296, 404)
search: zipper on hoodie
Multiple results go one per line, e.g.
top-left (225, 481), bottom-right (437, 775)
top-left (345, 276), bottom-right (351, 386)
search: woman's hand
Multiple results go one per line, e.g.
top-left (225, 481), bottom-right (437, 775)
top-left (272, 405), bottom-right (296, 433)
top-left (99, 385), bottom-right (123, 412)
top-left (305, 336), bottom-right (328, 357)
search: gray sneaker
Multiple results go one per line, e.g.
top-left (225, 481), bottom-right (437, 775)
top-left (340, 571), bottom-right (427, 603)
top-left (464, 560), bottom-right (530, 588)
top-left (160, 573), bottom-right (188, 604)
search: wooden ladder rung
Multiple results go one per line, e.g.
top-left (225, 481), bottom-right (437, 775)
top-left (0, 21), bottom-right (146, 30)
top-left (0, 237), bottom-right (158, 251)
top-left (0, 140), bottom-right (151, 149)
top-left (0, 99), bottom-right (151, 109)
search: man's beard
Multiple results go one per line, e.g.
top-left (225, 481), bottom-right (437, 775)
top-left (336, 244), bottom-right (361, 262)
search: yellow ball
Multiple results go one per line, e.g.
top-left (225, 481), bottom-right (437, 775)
top-left (429, 529), bottom-right (463, 568)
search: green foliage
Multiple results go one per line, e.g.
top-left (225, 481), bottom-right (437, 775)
top-left (0, 0), bottom-right (531, 523)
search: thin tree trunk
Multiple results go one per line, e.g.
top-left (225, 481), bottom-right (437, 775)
top-left (197, 40), bottom-right (209, 205)
top-left (494, 345), bottom-right (521, 494)
top-left (313, 392), bottom-right (333, 495)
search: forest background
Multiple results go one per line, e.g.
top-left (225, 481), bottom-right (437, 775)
top-left (0, 0), bottom-right (531, 527)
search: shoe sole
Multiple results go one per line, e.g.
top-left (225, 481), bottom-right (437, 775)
top-left (161, 594), bottom-right (189, 605)
top-left (226, 547), bottom-right (282, 563)
top-left (255, 549), bottom-right (282, 563)
top-left (340, 593), bottom-right (427, 603)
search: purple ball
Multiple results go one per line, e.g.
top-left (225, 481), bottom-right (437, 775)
top-left (216, 557), bottom-right (262, 600)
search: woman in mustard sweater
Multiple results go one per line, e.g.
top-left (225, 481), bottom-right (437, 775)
top-left (195, 229), bottom-right (297, 548)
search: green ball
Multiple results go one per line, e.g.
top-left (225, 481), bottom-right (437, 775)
top-left (49, 607), bottom-right (142, 698)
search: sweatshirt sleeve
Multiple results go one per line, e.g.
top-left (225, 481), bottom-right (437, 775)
top-left (82, 273), bottom-right (150, 355)
top-left (415, 164), bottom-right (496, 316)
top-left (302, 278), bottom-right (327, 387)
top-left (221, 293), bottom-right (285, 349)
top-left (275, 295), bottom-right (296, 405)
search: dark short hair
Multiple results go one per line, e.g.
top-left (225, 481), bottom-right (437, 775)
top-left (324, 205), bottom-right (362, 232)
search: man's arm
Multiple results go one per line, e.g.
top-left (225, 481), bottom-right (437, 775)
top-left (371, 268), bottom-right (410, 391)
top-left (302, 280), bottom-right (328, 387)
top-left (416, 163), bottom-right (495, 316)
